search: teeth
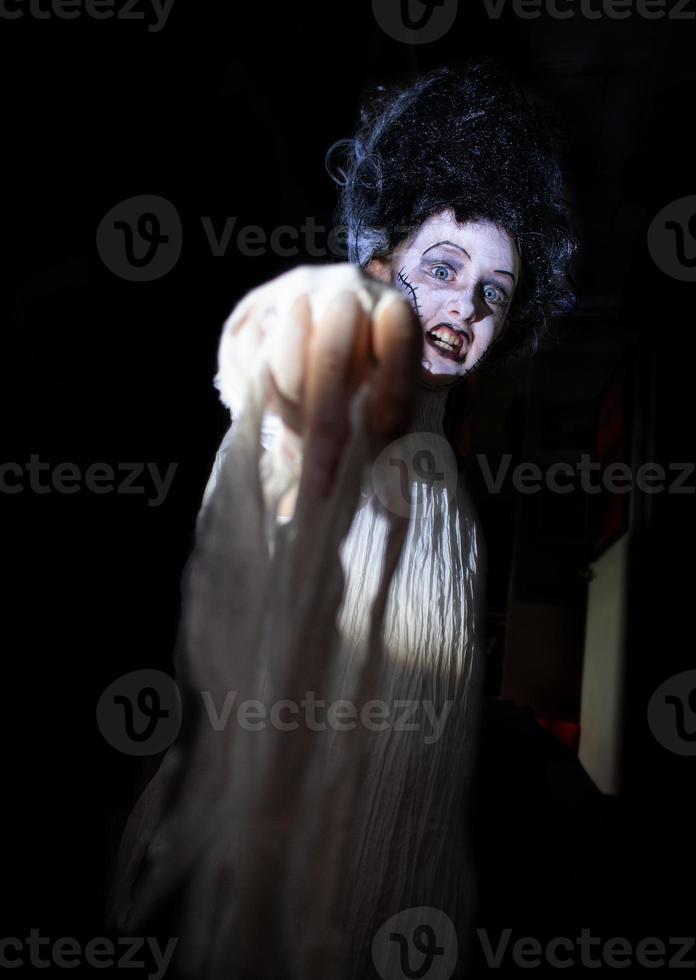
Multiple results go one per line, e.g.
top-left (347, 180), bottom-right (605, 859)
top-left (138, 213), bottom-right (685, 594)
top-left (428, 327), bottom-right (464, 350)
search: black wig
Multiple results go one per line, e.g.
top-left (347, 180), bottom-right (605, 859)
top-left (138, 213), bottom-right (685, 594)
top-left (327, 60), bottom-right (578, 359)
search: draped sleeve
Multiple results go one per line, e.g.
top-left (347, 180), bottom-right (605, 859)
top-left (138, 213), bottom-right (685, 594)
top-left (112, 341), bottom-right (487, 980)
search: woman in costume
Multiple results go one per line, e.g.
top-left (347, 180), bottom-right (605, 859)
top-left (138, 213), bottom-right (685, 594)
top-left (112, 61), bottom-right (577, 980)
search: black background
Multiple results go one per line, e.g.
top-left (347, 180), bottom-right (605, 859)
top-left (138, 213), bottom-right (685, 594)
top-left (2, 0), bottom-right (695, 974)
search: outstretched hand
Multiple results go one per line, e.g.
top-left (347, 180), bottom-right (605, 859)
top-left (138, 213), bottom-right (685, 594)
top-left (216, 264), bottom-right (422, 501)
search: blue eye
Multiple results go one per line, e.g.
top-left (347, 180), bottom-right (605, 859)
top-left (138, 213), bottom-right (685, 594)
top-left (483, 284), bottom-right (503, 304)
top-left (431, 265), bottom-right (452, 281)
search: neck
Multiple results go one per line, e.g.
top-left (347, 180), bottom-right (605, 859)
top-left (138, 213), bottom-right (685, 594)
top-left (409, 376), bottom-right (457, 435)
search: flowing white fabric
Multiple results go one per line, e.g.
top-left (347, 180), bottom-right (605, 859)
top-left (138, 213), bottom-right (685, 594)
top-left (112, 351), bottom-right (487, 980)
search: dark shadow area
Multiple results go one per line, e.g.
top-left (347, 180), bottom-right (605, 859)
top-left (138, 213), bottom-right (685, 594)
top-left (1, 2), bottom-right (694, 975)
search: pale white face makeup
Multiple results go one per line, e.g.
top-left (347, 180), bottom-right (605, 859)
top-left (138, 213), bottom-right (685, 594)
top-left (368, 211), bottom-right (520, 383)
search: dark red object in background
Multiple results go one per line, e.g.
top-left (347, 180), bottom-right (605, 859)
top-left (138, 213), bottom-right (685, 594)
top-left (534, 713), bottom-right (581, 754)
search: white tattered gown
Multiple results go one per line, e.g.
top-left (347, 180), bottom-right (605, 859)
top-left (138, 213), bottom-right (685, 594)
top-left (114, 315), bottom-right (487, 980)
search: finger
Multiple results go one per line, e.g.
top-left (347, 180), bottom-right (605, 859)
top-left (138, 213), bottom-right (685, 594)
top-left (303, 290), bottom-right (367, 499)
top-left (216, 303), bottom-right (266, 414)
top-left (366, 292), bottom-right (421, 450)
top-left (345, 289), bottom-right (372, 393)
top-left (267, 294), bottom-right (312, 434)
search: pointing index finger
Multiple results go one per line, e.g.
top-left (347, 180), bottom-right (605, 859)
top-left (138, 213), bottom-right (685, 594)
top-left (367, 291), bottom-right (422, 449)
top-left (303, 290), bottom-right (368, 499)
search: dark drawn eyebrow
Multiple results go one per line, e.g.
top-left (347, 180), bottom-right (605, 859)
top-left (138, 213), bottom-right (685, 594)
top-left (494, 269), bottom-right (516, 283)
top-left (422, 240), bottom-right (516, 284)
top-left (422, 240), bottom-right (469, 260)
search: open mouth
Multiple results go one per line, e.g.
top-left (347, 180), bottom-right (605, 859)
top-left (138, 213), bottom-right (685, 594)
top-left (425, 323), bottom-right (470, 362)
